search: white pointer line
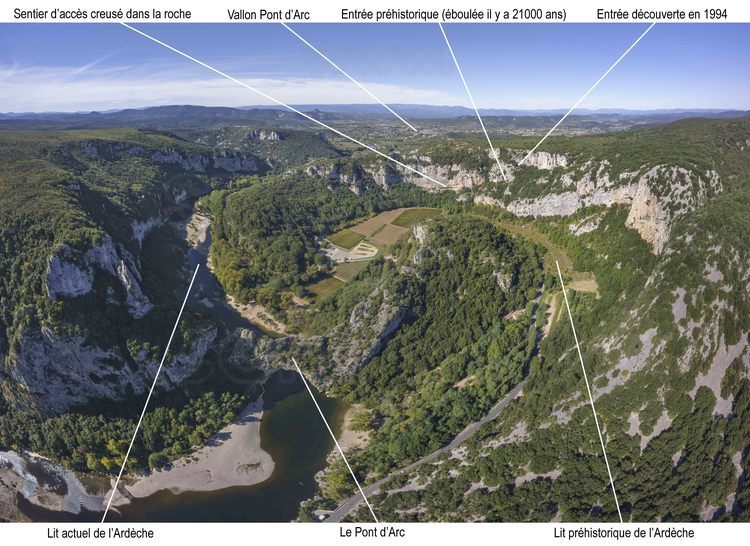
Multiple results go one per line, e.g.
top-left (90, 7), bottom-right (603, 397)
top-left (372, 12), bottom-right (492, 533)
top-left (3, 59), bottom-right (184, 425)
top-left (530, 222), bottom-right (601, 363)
top-left (519, 23), bottom-right (655, 167)
top-left (292, 357), bottom-right (379, 523)
top-left (281, 23), bottom-right (417, 133)
top-left (439, 22), bottom-right (507, 182)
top-left (556, 261), bottom-right (624, 523)
top-left (120, 23), bottom-right (445, 188)
top-left (101, 264), bottom-right (201, 522)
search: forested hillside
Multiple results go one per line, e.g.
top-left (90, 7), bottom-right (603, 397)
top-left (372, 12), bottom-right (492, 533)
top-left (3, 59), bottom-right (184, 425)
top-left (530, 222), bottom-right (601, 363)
top-left (0, 115), bottom-right (748, 523)
top-left (204, 170), bottom-right (453, 316)
top-left (334, 121), bottom-right (750, 522)
top-left (0, 129), bottom-right (266, 473)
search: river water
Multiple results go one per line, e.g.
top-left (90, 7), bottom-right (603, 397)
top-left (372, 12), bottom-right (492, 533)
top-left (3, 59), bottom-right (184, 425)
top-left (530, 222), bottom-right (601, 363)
top-left (113, 213), bottom-right (349, 521)
top-left (116, 370), bottom-right (347, 522)
top-left (16, 208), bottom-right (348, 522)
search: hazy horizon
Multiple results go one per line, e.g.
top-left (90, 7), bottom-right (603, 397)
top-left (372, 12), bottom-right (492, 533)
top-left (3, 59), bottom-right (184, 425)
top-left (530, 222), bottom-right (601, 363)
top-left (1, 23), bottom-right (749, 113)
top-left (1, 103), bottom-right (746, 116)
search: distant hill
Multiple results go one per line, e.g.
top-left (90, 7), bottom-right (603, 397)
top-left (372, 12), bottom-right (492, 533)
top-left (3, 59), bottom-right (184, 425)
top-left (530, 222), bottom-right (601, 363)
top-left (242, 103), bottom-right (749, 119)
top-left (0, 104), bottom-right (746, 129)
top-left (0, 105), bottom-right (344, 130)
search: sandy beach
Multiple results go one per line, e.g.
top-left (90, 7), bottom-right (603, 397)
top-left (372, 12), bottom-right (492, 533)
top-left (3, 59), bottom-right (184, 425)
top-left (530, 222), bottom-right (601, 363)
top-left (110, 399), bottom-right (274, 507)
top-left (337, 405), bottom-right (369, 453)
top-left (223, 294), bottom-right (288, 335)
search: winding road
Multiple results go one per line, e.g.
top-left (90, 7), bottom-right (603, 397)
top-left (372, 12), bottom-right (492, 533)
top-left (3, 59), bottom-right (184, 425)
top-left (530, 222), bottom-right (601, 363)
top-left (325, 286), bottom-right (545, 523)
top-left (325, 379), bottom-right (527, 522)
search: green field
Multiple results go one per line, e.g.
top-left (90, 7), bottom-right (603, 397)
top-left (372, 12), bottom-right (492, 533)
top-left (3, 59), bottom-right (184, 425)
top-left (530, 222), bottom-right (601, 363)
top-left (493, 218), bottom-right (572, 274)
top-left (327, 229), bottom-right (365, 249)
top-left (334, 261), bottom-right (370, 282)
top-left (307, 276), bottom-right (345, 300)
top-left (391, 207), bottom-right (442, 228)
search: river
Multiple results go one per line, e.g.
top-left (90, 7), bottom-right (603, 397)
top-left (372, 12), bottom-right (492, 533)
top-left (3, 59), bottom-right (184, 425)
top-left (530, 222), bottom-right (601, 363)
top-left (15, 204), bottom-right (348, 522)
top-left (113, 208), bottom-right (349, 521)
top-left (115, 370), bottom-right (347, 522)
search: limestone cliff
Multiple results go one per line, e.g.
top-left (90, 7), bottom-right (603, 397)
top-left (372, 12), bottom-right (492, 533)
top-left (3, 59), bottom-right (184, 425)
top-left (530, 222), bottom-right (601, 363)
top-left (475, 163), bottom-right (721, 254)
top-left (45, 236), bottom-right (153, 318)
top-left (254, 285), bottom-right (406, 389)
top-left (8, 323), bottom-right (216, 414)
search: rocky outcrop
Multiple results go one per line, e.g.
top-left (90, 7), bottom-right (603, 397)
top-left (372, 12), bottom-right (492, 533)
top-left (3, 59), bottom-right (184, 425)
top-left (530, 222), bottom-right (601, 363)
top-left (44, 236), bottom-right (153, 318)
top-left (305, 162), bottom-right (373, 194)
top-left (150, 149), bottom-right (259, 173)
top-left (7, 324), bottom-right (216, 414)
top-left (248, 129), bottom-right (282, 141)
top-left (369, 165), bottom-right (404, 188)
top-left (397, 160), bottom-right (502, 190)
top-left (510, 150), bottom-right (569, 170)
top-left (475, 165), bottom-right (720, 254)
top-left (212, 154), bottom-right (260, 172)
top-left (80, 141), bottom-right (261, 174)
top-left (255, 286), bottom-right (406, 389)
top-left (328, 288), bottom-right (406, 373)
top-left (624, 180), bottom-right (671, 253)
top-left (131, 217), bottom-right (162, 246)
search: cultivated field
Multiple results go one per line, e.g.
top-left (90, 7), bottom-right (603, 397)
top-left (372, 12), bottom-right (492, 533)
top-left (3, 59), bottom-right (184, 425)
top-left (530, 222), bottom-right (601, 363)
top-left (327, 229), bottom-right (365, 250)
top-left (312, 207), bottom-right (442, 300)
top-left (349, 208), bottom-right (406, 236)
top-left (370, 224), bottom-right (410, 246)
top-left (333, 261), bottom-right (371, 282)
top-left (307, 276), bottom-right (344, 300)
top-left (391, 207), bottom-right (442, 228)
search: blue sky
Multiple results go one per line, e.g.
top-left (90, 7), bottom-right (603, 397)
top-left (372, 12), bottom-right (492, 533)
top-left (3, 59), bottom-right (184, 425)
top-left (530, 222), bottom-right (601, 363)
top-left (0, 23), bottom-right (748, 112)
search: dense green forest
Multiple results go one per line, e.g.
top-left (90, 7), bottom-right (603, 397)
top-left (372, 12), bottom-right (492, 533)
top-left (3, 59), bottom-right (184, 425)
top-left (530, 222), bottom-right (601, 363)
top-left (204, 169), bottom-right (455, 314)
top-left (348, 188), bottom-right (750, 522)
top-left (175, 126), bottom-right (344, 168)
top-left (0, 129), bottom-right (242, 378)
top-left (283, 213), bottom-right (545, 517)
top-left (1, 117), bottom-right (749, 524)
top-left (0, 129), bottom-right (263, 474)
top-left (0, 391), bottom-right (245, 472)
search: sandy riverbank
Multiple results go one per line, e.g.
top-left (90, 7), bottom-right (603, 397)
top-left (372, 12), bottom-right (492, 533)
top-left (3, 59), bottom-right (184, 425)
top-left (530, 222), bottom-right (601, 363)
top-left (223, 294), bottom-right (288, 335)
top-left (0, 449), bottom-right (104, 517)
top-left (337, 405), bottom-right (369, 453)
top-left (110, 399), bottom-right (274, 507)
top-left (187, 210), bottom-right (289, 336)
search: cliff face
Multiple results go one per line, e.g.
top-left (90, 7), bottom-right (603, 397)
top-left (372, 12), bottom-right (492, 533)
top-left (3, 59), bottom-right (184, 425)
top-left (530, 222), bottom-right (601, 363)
top-left (8, 324), bottom-right (216, 414)
top-left (2, 134), bottom-right (264, 414)
top-left (45, 237), bottom-right (152, 318)
top-left (494, 164), bottom-right (719, 254)
top-left (310, 144), bottom-right (721, 255)
top-left (254, 285), bottom-right (406, 389)
top-left (439, 149), bottom-right (722, 254)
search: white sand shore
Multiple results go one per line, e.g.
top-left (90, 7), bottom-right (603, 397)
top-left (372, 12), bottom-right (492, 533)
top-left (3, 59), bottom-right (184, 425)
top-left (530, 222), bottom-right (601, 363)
top-left (224, 294), bottom-right (288, 335)
top-left (338, 405), bottom-right (369, 453)
top-left (110, 399), bottom-right (274, 506)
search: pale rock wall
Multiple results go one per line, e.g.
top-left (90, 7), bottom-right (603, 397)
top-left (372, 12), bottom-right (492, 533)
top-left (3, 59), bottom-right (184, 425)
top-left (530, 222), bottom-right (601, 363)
top-left (44, 236), bottom-right (153, 318)
top-left (510, 150), bottom-right (569, 170)
top-left (150, 149), bottom-right (259, 173)
top-left (131, 217), bottom-right (163, 246)
top-left (474, 165), bottom-right (719, 254)
top-left (255, 286), bottom-right (406, 390)
top-left (8, 324), bottom-right (216, 414)
top-left (249, 129), bottom-right (282, 141)
top-left (624, 179), bottom-right (671, 254)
